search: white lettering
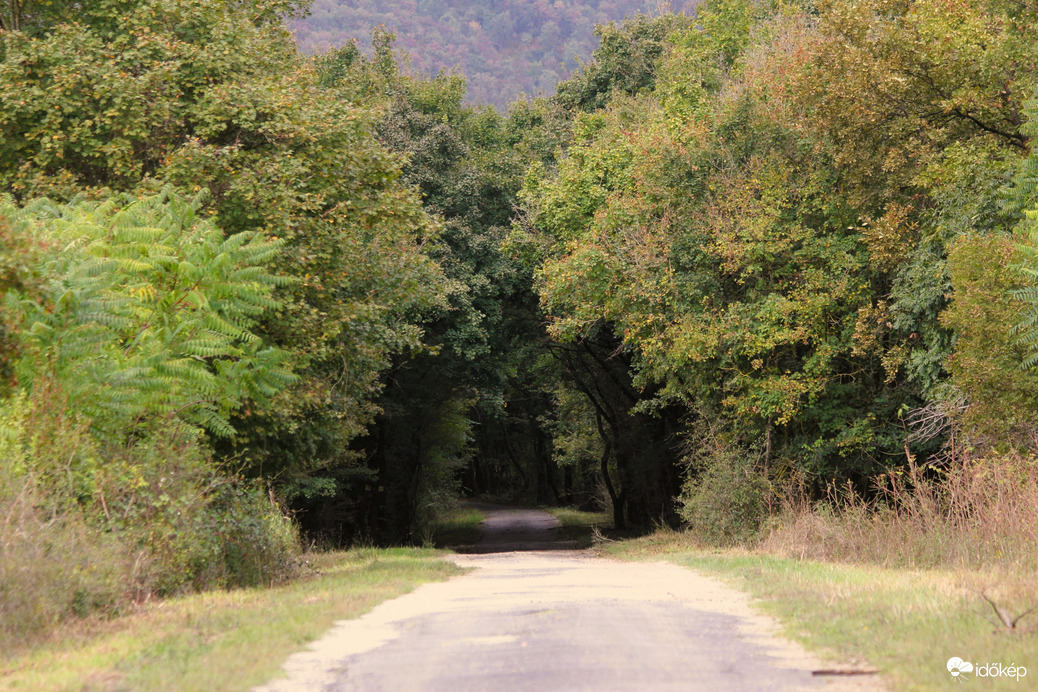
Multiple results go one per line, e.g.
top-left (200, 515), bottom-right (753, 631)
top-left (951, 659), bottom-right (1028, 681)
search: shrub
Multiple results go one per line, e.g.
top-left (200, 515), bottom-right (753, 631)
top-left (0, 315), bottom-right (298, 649)
top-left (0, 393), bottom-right (133, 650)
top-left (679, 437), bottom-right (770, 547)
top-left (105, 425), bottom-right (300, 596)
top-left (179, 481), bottom-right (299, 592)
top-left (941, 234), bottom-right (1038, 450)
top-left (0, 400), bottom-right (300, 650)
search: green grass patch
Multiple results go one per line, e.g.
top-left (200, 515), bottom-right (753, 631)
top-left (547, 507), bottom-right (611, 548)
top-left (0, 548), bottom-right (463, 691)
top-left (426, 507), bottom-right (485, 548)
top-left (608, 532), bottom-right (1038, 691)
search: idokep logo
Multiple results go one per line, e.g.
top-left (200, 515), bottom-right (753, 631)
top-left (948, 657), bottom-right (974, 680)
top-left (947, 657), bottom-right (1028, 682)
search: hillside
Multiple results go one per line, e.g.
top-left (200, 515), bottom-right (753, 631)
top-left (292, 0), bottom-right (696, 109)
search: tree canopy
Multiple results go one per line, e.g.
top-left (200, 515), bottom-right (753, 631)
top-left (4, 0), bottom-right (1038, 642)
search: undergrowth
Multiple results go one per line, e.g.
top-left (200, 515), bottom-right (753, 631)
top-left (0, 391), bottom-right (299, 654)
top-left (761, 453), bottom-right (1038, 572)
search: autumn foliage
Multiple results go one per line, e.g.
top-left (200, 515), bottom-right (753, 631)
top-left (2, 0), bottom-right (1038, 646)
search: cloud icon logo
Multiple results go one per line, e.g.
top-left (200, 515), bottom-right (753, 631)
top-left (948, 657), bottom-right (974, 677)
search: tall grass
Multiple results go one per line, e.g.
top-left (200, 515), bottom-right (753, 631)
top-left (0, 477), bottom-right (140, 649)
top-left (0, 391), bottom-right (299, 654)
top-left (1, 470), bottom-right (300, 654)
top-left (1, 549), bottom-right (463, 692)
top-left (761, 453), bottom-right (1038, 571)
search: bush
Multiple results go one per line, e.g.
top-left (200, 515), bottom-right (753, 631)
top-left (679, 439), bottom-right (770, 547)
top-left (941, 234), bottom-right (1038, 450)
top-left (175, 482), bottom-right (299, 592)
top-left (0, 187), bottom-right (306, 648)
top-left (0, 394), bottom-right (131, 650)
top-left (0, 387), bottom-right (299, 649)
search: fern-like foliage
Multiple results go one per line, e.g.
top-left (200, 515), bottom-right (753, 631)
top-left (1009, 92), bottom-right (1038, 219)
top-left (1, 187), bottom-right (296, 438)
top-left (1012, 94), bottom-right (1038, 366)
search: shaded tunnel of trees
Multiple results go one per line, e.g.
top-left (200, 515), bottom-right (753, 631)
top-left (2, 0), bottom-right (1038, 590)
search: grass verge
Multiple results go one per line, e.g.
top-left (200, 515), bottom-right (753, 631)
top-left (546, 507), bottom-right (611, 548)
top-left (427, 507), bottom-right (485, 548)
top-left (607, 532), bottom-right (1038, 691)
top-left (0, 548), bottom-right (463, 692)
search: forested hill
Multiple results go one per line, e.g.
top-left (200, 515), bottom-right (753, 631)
top-left (293, 0), bottom-right (692, 108)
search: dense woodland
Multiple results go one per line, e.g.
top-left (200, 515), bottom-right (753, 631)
top-left (2, 0), bottom-right (1038, 647)
top-left (293, 0), bottom-right (689, 108)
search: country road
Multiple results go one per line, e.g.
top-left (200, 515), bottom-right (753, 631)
top-left (257, 507), bottom-right (875, 692)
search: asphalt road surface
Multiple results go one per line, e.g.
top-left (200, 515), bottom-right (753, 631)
top-left (257, 506), bottom-right (875, 692)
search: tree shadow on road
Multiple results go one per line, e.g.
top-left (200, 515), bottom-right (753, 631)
top-left (442, 502), bottom-right (614, 554)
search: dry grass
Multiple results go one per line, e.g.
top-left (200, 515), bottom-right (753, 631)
top-left (0, 395), bottom-right (300, 653)
top-left (606, 452), bottom-right (1038, 689)
top-left (762, 453), bottom-right (1038, 572)
top-left (0, 463), bottom-right (143, 654)
top-left (609, 531), bottom-right (1038, 690)
top-left (0, 548), bottom-right (462, 691)
top-left (0, 467), bottom-right (299, 654)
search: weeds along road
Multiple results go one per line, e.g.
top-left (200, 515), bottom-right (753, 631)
top-left (257, 507), bottom-right (873, 692)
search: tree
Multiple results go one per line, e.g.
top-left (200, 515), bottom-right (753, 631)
top-left (0, 189), bottom-right (299, 613)
top-left (0, 0), bottom-right (452, 491)
top-left (291, 34), bottom-right (554, 542)
top-left (512, 0), bottom-right (1038, 506)
top-left (4, 189), bottom-right (293, 438)
top-left (555, 13), bottom-right (694, 112)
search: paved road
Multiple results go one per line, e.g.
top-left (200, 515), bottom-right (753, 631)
top-left (455, 502), bottom-right (576, 553)
top-left (258, 507), bottom-right (873, 692)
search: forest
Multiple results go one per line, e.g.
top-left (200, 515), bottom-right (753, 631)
top-left (292, 0), bottom-right (688, 108)
top-left (2, 0), bottom-right (1037, 649)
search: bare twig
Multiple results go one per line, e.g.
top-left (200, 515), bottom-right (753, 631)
top-left (976, 589), bottom-right (1038, 632)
